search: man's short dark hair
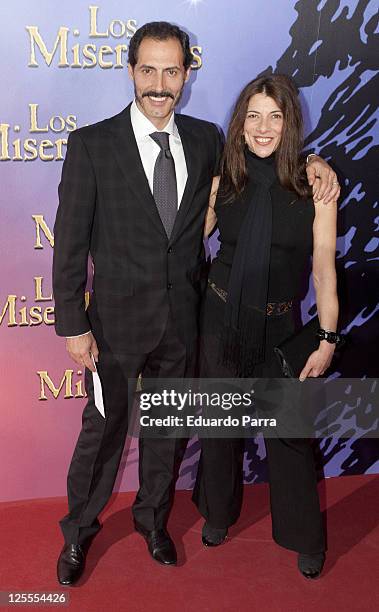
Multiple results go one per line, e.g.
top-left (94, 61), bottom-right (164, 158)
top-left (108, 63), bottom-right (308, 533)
top-left (128, 21), bottom-right (193, 70)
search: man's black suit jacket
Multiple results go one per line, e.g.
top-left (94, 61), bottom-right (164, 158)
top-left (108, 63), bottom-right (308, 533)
top-left (53, 104), bottom-right (223, 354)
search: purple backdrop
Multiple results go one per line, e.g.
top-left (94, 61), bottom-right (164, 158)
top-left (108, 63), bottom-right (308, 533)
top-left (0, 0), bottom-right (378, 502)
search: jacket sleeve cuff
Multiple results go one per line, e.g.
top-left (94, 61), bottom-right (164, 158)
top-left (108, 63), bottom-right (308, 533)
top-left (66, 330), bottom-right (92, 339)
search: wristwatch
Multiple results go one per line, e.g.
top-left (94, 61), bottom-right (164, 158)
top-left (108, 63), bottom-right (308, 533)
top-left (306, 153), bottom-right (317, 164)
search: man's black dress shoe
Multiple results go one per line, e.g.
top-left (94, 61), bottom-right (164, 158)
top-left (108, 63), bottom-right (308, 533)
top-left (202, 522), bottom-right (228, 547)
top-left (297, 552), bottom-right (326, 579)
top-left (134, 522), bottom-right (177, 565)
top-left (57, 544), bottom-right (86, 585)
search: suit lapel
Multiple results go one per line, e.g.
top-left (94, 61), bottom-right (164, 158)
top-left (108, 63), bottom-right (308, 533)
top-left (109, 105), bottom-right (167, 236)
top-left (169, 116), bottom-right (203, 244)
top-left (108, 106), bottom-right (204, 242)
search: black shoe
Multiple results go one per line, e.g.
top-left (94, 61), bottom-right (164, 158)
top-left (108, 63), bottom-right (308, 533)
top-left (57, 544), bottom-right (87, 585)
top-left (202, 522), bottom-right (228, 547)
top-left (134, 521), bottom-right (177, 565)
top-left (297, 552), bottom-right (325, 579)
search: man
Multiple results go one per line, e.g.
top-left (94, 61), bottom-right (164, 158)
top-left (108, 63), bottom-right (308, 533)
top-left (53, 21), bottom-right (339, 585)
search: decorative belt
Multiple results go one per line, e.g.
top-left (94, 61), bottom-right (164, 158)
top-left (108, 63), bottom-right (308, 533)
top-left (207, 279), bottom-right (293, 316)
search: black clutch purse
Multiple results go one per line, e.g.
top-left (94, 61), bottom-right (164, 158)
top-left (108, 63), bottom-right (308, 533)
top-left (273, 316), bottom-right (321, 378)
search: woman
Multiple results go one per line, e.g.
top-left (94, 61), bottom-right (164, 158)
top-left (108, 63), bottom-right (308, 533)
top-left (192, 74), bottom-right (339, 579)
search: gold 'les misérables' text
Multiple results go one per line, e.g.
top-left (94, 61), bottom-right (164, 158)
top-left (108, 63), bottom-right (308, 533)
top-left (26, 6), bottom-right (202, 70)
top-left (0, 104), bottom-right (76, 162)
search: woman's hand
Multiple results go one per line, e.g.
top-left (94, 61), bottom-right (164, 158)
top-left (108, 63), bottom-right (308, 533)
top-left (299, 342), bottom-right (335, 381)
top-left (306, 155), bottom-right (340, 204)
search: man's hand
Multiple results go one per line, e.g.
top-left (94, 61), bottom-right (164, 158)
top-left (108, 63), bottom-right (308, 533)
top-left (66, 332), bottom-right (99, 372)
top-left (306, 155), bottom-right (340, 204)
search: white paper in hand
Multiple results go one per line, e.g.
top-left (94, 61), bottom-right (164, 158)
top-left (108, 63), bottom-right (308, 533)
top-left (92, 355), bottom-right (105, 418)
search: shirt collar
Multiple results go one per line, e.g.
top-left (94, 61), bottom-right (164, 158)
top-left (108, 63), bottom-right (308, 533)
top-left (130, 100), bottom-right (180, 141)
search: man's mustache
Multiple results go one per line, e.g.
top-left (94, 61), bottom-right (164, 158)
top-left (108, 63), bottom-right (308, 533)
top-left (142, 91), bottom-right (175, 100)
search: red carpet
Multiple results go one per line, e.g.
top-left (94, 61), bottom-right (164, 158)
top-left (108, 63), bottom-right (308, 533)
top-left (0, 475), bottom-right (378, 611)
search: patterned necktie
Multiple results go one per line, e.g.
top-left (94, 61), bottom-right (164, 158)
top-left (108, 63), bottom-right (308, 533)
top-left (150, 131), bottom-right (178, 238)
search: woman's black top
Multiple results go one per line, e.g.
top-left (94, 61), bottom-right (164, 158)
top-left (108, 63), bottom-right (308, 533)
top-left (210, 153), bottom-right (314, 303)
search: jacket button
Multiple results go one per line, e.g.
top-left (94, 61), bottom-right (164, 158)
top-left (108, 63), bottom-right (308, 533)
top-left (167, 283), bottom-right (173, 290)
top-left (167, 247), bottom-right (173, 254)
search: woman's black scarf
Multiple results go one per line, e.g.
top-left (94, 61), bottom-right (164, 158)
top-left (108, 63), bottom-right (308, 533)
top-left (220, 149), bottom-right (278, 376)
